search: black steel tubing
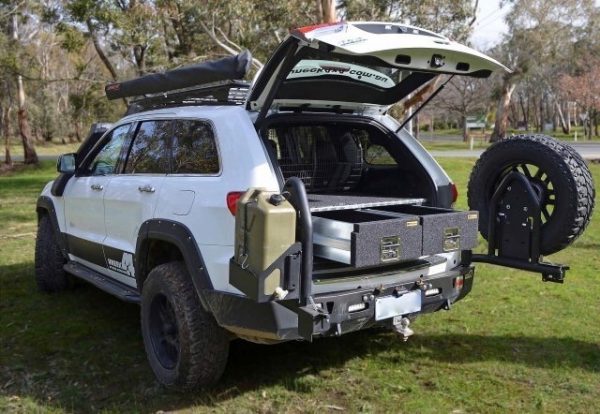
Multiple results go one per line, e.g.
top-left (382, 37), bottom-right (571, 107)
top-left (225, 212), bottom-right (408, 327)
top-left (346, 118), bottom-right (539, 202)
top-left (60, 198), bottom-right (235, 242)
top-left (470, 253), bottom-right (567, 280)
top-left (283, 177), bottom-right (313, 304)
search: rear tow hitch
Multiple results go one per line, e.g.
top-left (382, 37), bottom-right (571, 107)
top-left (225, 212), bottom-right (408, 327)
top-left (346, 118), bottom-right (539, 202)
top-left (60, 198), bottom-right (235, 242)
top-left (393, 317), bottom-right (414, 342)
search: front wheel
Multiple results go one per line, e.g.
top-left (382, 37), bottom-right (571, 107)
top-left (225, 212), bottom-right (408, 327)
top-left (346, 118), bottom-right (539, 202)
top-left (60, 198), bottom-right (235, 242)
top-left (35, 214), bottom-right (69, 292)
top-left (140, 261), bottom-right (229, 389)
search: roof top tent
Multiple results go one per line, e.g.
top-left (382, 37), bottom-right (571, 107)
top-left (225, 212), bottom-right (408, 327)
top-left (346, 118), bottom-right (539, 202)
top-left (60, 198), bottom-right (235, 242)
top-left (104, 50), bottom-right (254, 113)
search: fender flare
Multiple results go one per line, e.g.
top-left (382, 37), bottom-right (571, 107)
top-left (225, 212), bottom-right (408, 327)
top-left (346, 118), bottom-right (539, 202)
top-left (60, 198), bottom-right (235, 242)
top-left (36, 196), bottom-right (69, 259)
top-left (50, 173), bottom-right (74, 197)
top-left (135, 219), bottom-right (214, 310)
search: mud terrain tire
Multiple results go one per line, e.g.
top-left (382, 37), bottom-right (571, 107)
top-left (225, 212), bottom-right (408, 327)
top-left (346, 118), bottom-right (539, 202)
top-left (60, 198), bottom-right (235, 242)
top-left (468, 134), bottom-right (594, 255)
top-left (35, 214), bottom-right (69, 292)
top-left (141, 261), bottom-right (229, 389)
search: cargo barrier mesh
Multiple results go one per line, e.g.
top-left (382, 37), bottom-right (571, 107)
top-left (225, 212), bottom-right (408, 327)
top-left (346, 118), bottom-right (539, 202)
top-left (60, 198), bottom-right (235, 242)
top-left (268, 126), bottom-right (364, 192)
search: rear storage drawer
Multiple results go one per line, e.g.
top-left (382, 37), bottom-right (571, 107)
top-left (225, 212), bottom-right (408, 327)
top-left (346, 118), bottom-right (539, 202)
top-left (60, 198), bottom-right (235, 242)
top-left (370, 205), bottom-right (479, 254)
top-left (312, 210), bottom-right (422, 267)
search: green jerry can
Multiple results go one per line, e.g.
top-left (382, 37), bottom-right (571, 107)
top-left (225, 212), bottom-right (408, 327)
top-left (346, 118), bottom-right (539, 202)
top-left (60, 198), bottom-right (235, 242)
top-left (234, 188), bottom-right (297, 297)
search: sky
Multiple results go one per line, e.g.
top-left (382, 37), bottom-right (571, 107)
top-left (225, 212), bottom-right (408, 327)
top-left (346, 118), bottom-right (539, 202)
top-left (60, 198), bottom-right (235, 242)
top-left (470, 0), bottom-right (600, 49)
top-left (470, 0), bottom-right (511, 50)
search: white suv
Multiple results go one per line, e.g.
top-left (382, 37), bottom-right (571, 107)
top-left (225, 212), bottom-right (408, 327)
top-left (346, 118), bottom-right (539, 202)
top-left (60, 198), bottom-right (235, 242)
top-left (35, 22), bottom-right (593, 389)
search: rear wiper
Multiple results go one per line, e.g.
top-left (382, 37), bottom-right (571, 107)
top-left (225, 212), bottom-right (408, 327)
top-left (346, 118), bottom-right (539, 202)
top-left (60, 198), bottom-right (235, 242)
top-left (396, 75), bottom-right (454, 133)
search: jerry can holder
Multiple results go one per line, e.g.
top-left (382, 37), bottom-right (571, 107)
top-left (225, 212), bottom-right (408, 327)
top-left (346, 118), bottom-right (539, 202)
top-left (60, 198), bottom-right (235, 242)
top-left (466, 171), bottom-right (568, 283)
top-left (229, 242), bottom-right (302, 303)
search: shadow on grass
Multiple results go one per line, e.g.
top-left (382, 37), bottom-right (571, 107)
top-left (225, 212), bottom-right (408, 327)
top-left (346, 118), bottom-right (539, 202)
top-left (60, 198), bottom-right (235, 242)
top-left (1, 261), bottom-right (598, 412)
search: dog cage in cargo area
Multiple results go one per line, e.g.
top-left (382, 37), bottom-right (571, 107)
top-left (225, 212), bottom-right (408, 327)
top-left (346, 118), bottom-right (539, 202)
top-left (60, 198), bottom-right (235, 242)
top-left (267, 125), bottom-right (365, 193)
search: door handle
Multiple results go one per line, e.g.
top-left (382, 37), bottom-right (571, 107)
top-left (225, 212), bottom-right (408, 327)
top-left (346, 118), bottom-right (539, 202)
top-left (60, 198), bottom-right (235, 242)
top-left (91, 184), bottom-right (103, 191)
top-left (138, 185), bottom-right (155, 193)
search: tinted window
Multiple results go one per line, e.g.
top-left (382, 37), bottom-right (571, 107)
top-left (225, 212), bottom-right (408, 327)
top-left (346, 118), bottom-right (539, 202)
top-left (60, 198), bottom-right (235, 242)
top-left (171, 120), bottom-right (219, 174)
top-left (125, 121), bottom-right (172, 174)
top-left (88, 124), bottom-right (130, 176)
top-left (364, 144), bottom-right (395, 164)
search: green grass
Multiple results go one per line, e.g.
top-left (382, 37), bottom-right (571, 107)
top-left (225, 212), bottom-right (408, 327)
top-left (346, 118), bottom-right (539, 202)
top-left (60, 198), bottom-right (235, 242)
top-left (421, 139), bottom-right (491, 151)
top-left (1, 160), bottom-right (599, 413)
top-left (5, 141), bottom-right (80, 159)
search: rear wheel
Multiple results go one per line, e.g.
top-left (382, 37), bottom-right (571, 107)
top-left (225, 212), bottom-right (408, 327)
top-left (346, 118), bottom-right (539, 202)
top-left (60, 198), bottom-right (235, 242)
top-left (141, 261), bottom-right (229, 389)
top-left (467, 134), bottom-right (594, 255)
top-left (35, 214), bottom-right (69, 292)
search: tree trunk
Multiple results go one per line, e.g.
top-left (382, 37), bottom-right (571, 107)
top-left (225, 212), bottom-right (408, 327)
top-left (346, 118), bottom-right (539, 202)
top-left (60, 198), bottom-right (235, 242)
top-left (491, 79), bottom-right (516, 142)
top-left (86, 19), bottom-right (118, 81)
top-left (74, 121), bottom-right (82, 142)
top-left (519, 93), bottom-right (527, 128)
top-left (413, 114), bottom-right (421, 139)
top-left (319, 0), bottom-right (336, 23)
top-left (2, 106), bottom-right (12, 166)
top-left (509, 101), bottom-right (518, 129)
top-left (537, 96), bottom-right (543, 132)
top-left (553, 101), bottom-right (568, 134)
top-left (13, 14), bottom-right (38, 165)
top-left (18, 108), bottom-right (38, 164)
top-left (162, 17), bottom-right (175, 62)
top-left (168, 3), bottom-right (192, 56)
top-left (133, 44), bottom-right (146, 76)
top-left (462, 115), bottom-right (469, 142)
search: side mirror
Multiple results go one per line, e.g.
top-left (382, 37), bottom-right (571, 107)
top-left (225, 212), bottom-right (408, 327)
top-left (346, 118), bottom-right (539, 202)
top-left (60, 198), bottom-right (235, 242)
top-left (57, 153), bottom-right (76, 174)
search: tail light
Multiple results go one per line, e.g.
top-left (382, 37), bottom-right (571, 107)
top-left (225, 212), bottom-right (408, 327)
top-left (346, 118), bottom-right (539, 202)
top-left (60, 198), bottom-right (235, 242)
top-left (292, 22), bottom-right (342, 40)
top-left (453, 275), bottom-right (464, 289)
top-left (226, 191), bottom-right (244, 216)
top-left (450, 183), bottom-right (458, 205)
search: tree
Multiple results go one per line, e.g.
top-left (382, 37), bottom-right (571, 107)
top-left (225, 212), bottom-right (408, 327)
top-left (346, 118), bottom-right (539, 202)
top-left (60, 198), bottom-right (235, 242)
top-left (559, 63), bottom-right (600, 139)
top-left (436, 76), bottom-right (490, 141)
top-left (490, 0), bottom-right (596, 142)
top-left (341, 0), bottom-right (479, 40)
top-left (10, 10), bottom-right (38, 164)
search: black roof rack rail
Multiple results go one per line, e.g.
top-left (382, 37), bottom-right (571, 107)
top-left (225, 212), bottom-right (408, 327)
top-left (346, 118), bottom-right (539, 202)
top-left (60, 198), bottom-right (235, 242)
top-left (125, 81), bottom-right (251, 115)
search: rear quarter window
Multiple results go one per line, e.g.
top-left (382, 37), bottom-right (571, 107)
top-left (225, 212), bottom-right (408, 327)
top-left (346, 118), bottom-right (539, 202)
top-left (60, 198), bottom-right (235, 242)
top-left (171, 120), bottom-right (220, 174)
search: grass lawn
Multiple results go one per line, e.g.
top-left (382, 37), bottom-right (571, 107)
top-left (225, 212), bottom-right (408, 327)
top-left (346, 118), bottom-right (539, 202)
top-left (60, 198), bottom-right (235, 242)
top-left (5, 141), bottom-right (80, 159)
top-left (1, 160), bottom-right (599, 413)
top-left (418, 126), bottom-right (599, 151)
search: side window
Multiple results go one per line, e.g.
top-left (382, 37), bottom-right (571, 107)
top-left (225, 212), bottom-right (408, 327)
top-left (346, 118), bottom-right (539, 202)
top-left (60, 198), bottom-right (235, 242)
top-left (125, 120), bottom-right (172, 174)
top-left (364, 144), bottom-right (395, 165)
top-left (171, 120), bottom-right (220, 174)
top-left (88, 124), bottom-right (130, 176)
top-left (356, 130), bottom-right (395, 165)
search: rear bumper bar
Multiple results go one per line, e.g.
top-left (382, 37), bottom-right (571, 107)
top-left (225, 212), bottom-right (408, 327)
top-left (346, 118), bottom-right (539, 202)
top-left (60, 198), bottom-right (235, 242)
top-left (205, 265), bottom-right (474, 342)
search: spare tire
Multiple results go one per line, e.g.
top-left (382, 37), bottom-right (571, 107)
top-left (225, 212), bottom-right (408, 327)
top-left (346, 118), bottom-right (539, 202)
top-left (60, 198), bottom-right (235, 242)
top-left (467, 134), bottom-right (595, 255)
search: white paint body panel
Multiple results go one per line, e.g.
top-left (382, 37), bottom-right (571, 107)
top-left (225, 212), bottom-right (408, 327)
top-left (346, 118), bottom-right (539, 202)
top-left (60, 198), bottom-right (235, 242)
top-left (104, 175), bottom-right (166, 254)
top-left (63, 175), bottom-right (110, 246)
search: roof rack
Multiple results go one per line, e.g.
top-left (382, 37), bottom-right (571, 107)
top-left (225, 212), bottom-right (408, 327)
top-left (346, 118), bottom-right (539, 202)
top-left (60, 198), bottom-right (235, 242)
top-left (125, 81), bottom-right (251, 114)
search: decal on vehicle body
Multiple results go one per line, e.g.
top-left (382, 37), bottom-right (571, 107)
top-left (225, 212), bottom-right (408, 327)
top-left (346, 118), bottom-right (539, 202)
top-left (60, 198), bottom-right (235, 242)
top-left (287, 60), bottom-right (395, 88)
top-left (107, 252), bottom-right (135, 277)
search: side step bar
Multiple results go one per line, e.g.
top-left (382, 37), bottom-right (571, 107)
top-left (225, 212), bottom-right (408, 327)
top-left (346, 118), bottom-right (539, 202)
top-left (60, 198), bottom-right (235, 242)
top-left (64, 262), bottom-right (141, 304)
